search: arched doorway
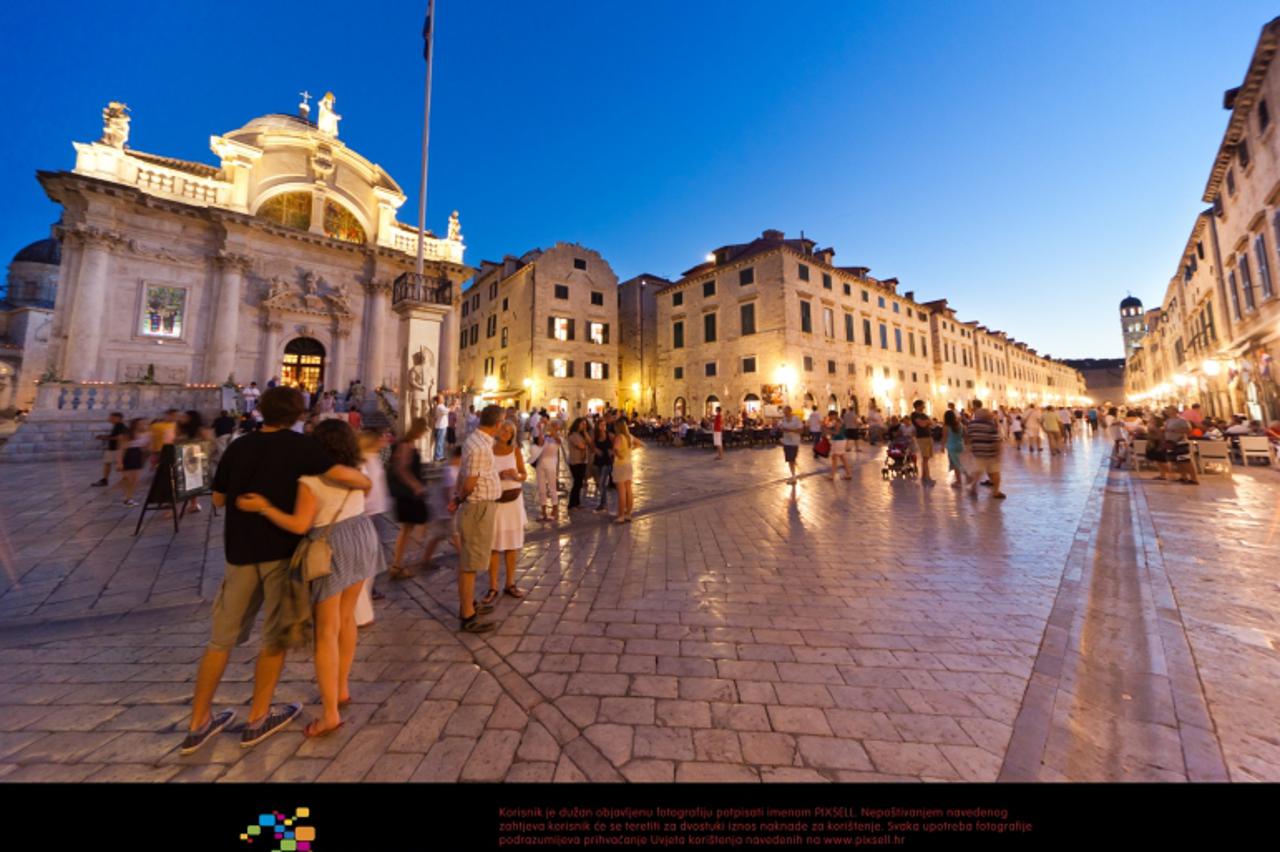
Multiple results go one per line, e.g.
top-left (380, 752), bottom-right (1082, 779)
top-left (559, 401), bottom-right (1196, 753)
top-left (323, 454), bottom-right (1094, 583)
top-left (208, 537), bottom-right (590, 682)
top-left (849, 395), bottom-right (860, 416)
top-left (705, 395), bottom-right (720, 417)
top-left (549, 397), bottom-right (569, 419)
top-left (743, 393), bottom-right (761, 416)
top-left (282, 337), bottom-right (325, 394)
top-left (803, 392), bottom-right (815, 413)
top-left (674, 397), bottom-right (686, 419)
top-left (828, 394), bottom-right (838, 412)
top-left (586, 398), bottom-right (607, 415)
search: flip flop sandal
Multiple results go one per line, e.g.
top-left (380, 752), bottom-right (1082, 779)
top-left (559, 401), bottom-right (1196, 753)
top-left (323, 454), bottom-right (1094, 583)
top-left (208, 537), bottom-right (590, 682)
top-left (460, 615), bottom-right (495, 633)
top-left (304, 719), bottom-right (345, 739)
top-left (480, 589), bottom-right (500, 606)
top-left (504, 585), bottom-right (526, 599)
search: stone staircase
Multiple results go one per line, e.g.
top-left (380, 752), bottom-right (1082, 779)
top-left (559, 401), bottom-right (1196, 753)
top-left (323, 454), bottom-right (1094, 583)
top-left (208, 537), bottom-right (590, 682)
top-left (0, 412), bottom-right (110, 461)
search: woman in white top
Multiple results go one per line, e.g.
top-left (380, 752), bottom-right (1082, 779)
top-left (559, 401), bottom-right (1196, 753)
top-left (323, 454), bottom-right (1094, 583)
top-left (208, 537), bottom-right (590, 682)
top-left (530, 420), bottom-right (562, 522)
top-left (237, 420), bottom-right (384, 739)
top-left (612, 420), bottom-right (644, 523)
top-left (484, 421), bottom-right (528, 605)
top-left (354, 429), bottom-right (391, 627)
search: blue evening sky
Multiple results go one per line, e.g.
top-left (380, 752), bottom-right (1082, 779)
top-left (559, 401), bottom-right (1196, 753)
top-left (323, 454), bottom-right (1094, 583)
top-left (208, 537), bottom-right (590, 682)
top-left (2, 1), bottom-right (1276, 358)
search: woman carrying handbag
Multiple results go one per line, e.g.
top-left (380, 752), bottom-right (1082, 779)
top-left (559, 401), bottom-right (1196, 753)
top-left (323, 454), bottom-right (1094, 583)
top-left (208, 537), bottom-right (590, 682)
top-left (236, 420), bottom-right (384, 739)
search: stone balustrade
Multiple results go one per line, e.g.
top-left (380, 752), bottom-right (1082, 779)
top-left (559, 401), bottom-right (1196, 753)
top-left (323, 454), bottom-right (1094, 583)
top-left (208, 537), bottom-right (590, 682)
top-left (0, 382), bottom-right (239, 462)
top-left (392, 272), bottom-right (453, 307)
top-left (385, 224), bottom-right (464, 264)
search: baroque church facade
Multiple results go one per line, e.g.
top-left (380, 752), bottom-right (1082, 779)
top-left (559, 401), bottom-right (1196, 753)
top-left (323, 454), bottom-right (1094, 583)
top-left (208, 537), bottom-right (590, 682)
top-left (37, 94), bottom-right (467, 398)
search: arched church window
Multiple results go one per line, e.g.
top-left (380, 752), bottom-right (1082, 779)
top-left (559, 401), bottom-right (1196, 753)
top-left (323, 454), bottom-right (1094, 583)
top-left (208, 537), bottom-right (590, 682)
top-left (323, 201), bottom-right (367, 244)
top-left (256, 192), bottom-right (312, 231)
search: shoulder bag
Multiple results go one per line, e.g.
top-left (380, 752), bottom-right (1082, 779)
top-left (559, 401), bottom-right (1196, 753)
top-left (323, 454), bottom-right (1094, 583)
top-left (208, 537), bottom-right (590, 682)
top-left (290, 487), bottom-right (355, 583)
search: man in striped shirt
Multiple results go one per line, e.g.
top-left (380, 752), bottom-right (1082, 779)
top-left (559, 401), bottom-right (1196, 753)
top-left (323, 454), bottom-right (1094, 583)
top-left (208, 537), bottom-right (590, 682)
top-left (964, 403), bottom-right (1006, 500)
top-left (449, 404), bottom-right (505, 633)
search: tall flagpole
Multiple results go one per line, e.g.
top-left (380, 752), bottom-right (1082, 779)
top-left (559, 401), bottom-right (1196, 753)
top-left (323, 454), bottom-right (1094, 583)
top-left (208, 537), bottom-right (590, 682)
top-left (415, 0), bottom-right (435, 277)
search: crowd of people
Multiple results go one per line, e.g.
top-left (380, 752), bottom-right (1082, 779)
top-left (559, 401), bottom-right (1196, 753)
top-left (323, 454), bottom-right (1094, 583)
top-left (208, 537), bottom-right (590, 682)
top-left (159, 387), bottom-right (659, 754)
top-left (1103, 403), bottom-right (1280, 483)
top-left (81, 376), bottom-right (1278, 755)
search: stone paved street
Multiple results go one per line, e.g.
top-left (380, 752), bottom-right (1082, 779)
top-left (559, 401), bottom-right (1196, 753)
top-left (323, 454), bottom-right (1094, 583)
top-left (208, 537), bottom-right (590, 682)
top-left (0, 435), bottom-right (1277, 782)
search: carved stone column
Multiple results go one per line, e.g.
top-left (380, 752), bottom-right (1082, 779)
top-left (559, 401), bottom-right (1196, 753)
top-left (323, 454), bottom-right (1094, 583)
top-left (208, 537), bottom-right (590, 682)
top-left (63, 228), bottom-right (122, 381)
top-left (439, 302), bottom-right (458, 394)
top-left (206, 252), bottom-right (252, 384)
top-left (361, 279), bottom-right (392, 388)
top-left (392, 273), bottom-right (449, 441)
top-left (330, 326), bottom-right (350, 392)
top-left (261, 317), bottom-right (283, 384)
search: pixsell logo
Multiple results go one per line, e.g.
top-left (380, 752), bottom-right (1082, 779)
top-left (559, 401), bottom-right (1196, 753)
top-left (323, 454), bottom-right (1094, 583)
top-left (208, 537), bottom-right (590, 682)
top-left (239, 808), bottom-right (316, 851)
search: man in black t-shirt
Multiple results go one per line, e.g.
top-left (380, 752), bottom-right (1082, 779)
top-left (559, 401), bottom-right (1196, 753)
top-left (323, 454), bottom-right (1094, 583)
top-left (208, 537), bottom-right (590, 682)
top-left (93, 412), bottom-right (127, 487)
top-left (181, 387), bottom-right (370, 755)
top-left (212, 410), bottom-right (236, 437)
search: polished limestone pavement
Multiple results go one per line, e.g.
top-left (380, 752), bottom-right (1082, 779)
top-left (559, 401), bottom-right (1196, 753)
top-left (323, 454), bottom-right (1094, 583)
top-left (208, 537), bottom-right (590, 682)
top-left (0, 432), bottom-right (1275, 782)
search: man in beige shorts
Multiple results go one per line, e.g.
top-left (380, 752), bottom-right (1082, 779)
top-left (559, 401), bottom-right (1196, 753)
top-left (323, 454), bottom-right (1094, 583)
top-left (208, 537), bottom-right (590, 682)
top-left (180, 387), bottom-right (370, 755)
top-left (448, 404), bottom-right (504, 633)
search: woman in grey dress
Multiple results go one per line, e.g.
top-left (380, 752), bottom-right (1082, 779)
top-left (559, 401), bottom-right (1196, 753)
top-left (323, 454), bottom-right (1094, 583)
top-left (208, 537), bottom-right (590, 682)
top-left (236, 420), bottom-right (384, 738)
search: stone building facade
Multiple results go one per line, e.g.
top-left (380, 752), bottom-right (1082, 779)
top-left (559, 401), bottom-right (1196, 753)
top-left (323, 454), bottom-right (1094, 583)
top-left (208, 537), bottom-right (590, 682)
top-left (923, 300), bottom-right (978, 409)
top-left (0, 237), bottom-right (58, 411)
top-left (1125, 16), bottom-right (1280, 422)
top-left (456, 244), bottom-right (619, 417)
top-left (617, 274), bottom-right (666, 415)
top-left (36, 96), bottom-right (467, 396)
top-left (650, 230), bottom-right (1086, 421)
top-left (654, 230), bottom-right (939, 420)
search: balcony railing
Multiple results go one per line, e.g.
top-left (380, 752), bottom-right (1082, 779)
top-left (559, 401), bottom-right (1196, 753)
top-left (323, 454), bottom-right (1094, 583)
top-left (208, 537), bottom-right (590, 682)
top-left (393, 272), bottom-right (452, 306)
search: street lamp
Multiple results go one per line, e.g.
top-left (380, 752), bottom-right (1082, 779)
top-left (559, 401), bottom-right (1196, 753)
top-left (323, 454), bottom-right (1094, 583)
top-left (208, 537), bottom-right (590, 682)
top-left (1202, 359), bottom-right (1221, 377)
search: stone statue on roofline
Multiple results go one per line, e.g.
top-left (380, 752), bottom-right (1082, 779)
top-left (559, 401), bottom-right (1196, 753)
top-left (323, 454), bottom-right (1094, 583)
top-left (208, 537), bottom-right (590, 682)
top-left (448, 210), bottom-right (462, 242)
top-left (317, 92), bottom-right (341, 137)
top-left (101, 102), bottom-right (130, 148)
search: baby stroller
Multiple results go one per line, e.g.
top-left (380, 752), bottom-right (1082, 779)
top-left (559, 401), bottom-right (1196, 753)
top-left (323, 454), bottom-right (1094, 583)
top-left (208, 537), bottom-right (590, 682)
top-left (882, 433), bottom-right (918, 479)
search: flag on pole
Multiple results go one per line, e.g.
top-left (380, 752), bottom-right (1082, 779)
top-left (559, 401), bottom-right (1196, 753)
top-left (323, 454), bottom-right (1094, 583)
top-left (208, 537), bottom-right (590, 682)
top-left (423, 4), bottom-right (433, 61)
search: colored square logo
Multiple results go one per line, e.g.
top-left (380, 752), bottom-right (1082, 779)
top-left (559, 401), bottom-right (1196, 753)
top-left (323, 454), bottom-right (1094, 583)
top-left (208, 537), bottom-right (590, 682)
top-left (259, 816), bottom-right (275, 827)
top-left (281, 841), bottom-right (297, 852)
top-left (296, 827), bottom-right (316, 842)
top-left (248, 826), bottom-right (262, 836)
top-left (295, 808), bottom-right (310, 818)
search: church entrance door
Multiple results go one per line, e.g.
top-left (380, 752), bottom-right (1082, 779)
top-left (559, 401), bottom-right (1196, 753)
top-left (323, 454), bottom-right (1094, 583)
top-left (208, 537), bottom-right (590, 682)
top-left (282, 337), bottom-right (326, 394)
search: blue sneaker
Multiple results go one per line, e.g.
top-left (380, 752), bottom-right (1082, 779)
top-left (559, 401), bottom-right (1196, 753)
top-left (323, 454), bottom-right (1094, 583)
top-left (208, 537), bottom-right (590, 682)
top-left (240, 703), bottom-right (302, 748)
top-left (179, 709), bottom-right (235, 755)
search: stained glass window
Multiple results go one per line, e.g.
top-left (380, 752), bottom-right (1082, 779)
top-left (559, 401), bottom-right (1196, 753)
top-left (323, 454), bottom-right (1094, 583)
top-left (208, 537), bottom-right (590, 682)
top-left (323, 201), bottom-right (366, 244)
top-left (139, 285), bottom-right (186, 338)
top-left (256, 192), bottom-right (312, 230)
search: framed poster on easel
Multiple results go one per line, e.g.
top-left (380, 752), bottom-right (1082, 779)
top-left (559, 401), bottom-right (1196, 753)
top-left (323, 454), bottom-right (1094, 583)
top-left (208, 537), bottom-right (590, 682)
top-left (133, 441), bottom-right (213, 535)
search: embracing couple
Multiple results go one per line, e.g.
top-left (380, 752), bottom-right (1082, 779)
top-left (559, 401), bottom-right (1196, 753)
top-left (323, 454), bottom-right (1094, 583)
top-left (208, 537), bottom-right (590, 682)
top-left (180, 386), bottom-right (384, 753)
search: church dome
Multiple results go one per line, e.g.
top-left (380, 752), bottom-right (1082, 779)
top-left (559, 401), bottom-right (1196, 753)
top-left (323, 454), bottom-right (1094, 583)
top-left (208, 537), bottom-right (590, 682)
top-left (235, 113), bottom-right (318, 134)
top-left (1119, 295), bottom-right (1142, 310)
top-left (12, 237), bottom-right (61, 266)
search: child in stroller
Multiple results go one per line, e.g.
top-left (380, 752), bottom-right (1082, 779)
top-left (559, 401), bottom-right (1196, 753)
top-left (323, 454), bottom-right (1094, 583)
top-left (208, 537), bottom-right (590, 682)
top-left (882, 429), bottom-right (918, 479)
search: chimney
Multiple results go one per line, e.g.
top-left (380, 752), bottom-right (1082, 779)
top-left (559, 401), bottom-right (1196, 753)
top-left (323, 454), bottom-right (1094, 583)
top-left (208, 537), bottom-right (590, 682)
top-left (816, 247), bottom-right (835, 265)
top-left (761, 229), bottom-right (784, 241)
top-left (904, 290), bottom-right (914, 302)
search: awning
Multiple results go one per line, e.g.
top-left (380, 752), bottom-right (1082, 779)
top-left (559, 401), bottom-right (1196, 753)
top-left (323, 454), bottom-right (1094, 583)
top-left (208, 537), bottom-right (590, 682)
top-left (478, 389), bottom-right (526, 401)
